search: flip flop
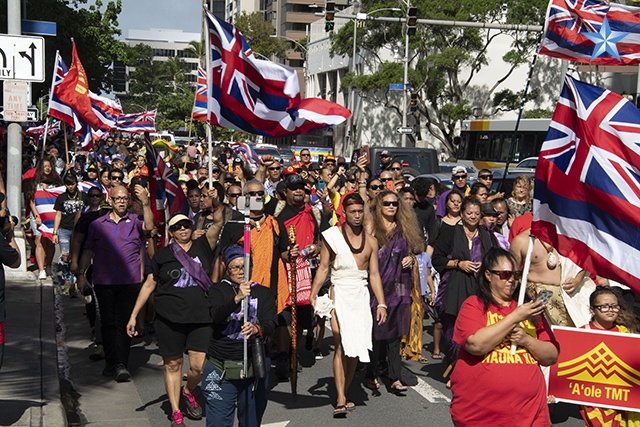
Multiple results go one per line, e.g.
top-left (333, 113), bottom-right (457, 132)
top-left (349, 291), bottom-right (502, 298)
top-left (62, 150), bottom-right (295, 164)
top-left (346, 402), bottom-right (356, 411)
top-left (390, 382), bottom-right (408, 393)
top-left (333, 405), bottom-right (348, 418)
top-left (431, 352), bottom-right (443, 359)
top-left (418, 356), bottom-right (429, 364)
top-left (364, 378), bottom-right (380, 391)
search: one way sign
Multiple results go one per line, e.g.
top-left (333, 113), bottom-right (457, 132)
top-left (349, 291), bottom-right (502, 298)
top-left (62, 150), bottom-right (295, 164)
top-left (0, 34), bottom-right (45, 82)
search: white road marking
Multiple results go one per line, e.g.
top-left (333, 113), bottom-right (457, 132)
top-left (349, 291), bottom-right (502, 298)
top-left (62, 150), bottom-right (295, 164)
top-left (263, 422), bottom-right (290, 427)
top-left (411, 377), bottom-right (451, 403)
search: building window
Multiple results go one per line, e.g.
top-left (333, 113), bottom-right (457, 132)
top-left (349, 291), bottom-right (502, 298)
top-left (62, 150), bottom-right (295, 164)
top-left (153, 48), bottom-right (176, 58)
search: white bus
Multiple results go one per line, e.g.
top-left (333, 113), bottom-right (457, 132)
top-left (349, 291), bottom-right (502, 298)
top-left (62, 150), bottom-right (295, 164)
top-left (457, 118), bottom-right (551, 171)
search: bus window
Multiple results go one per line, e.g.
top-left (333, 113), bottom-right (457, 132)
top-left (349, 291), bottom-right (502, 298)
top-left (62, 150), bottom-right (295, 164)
top-left (458, 134), bottom-right (472, 159)
top-left (490, 135), bottom-right (502, 160)
top-left (521, 134), bottom-right (538, 159)
top-left (499, 136), bottom-right (512, 162)
top-left (475, 134), bottom-right (489, 159)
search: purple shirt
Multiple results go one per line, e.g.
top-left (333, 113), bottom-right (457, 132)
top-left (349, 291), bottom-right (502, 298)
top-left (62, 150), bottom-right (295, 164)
top-left (84, 212), bottom-right (146, 285)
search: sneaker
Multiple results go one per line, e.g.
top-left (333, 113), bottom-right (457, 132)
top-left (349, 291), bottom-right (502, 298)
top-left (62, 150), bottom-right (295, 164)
top-left (115, 364), bottom-right (131, 382)
top-left (313, 348), bottom-right (323, 360)
top-left (38, 270), bottom-right (46, 280)
top-left (171, 410), bottom-right (185, 426)
top-left (181, 385), bottom-right (203, 419)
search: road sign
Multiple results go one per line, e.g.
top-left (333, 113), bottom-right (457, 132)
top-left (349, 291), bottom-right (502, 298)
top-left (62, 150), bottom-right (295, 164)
top-left (0, 34), bottom-right (45, 82)
top-left (389, 83), bottom-right (404, 91)
top-left (396, 126), bottom-right (414, 134)
top-left (0, 106), bottom-right (38, 121)
top-left (22, 20), bottom-right (57, 37)
top-left (3, 80), bottom-right (29, 122)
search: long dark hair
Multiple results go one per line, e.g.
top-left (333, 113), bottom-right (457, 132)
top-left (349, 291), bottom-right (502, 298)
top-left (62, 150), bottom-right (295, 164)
top-left (590, 285), bottom-right (640, 333)
top-left (476, 247), bottom-right (518, 310)
top-left (26, 156), bottom-right (63, 201)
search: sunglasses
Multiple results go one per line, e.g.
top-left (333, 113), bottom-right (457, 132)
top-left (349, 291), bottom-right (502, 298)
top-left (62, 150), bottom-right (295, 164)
top-left (391, 167), bottom-right (402, 171)
top-left (453, 175), bottom-right (467, 180)
top-left (88, 193), bottom-right (103, 198)
top-left (228, 193), bottom-right (241, 198)
top-left (382, 201), bottom-right (399, 207)
top-left (169, 220), bottom-right (192, 232)
top-left (300, 153), bottom-right (310, 156)
top-left (479, 174), bottom-right (493, 180)
top-left (489, 270), bottom-right (522, 281)
top-left (268, 167), bottom-right (281, 171)
top-left (370, 184), bottom-right (384, 190)
top-left (380, 177), bottom-right (393, 182)
top-left (347, 179), bottom-right (357, 184)
top-left (247, 190), bottom-right (265, 197)
top-left (110, 176), bottom-right (124, 181)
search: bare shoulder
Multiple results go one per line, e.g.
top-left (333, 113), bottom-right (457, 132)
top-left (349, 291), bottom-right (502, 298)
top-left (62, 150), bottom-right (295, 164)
top-left (365, 232), bottom-right (379, 251)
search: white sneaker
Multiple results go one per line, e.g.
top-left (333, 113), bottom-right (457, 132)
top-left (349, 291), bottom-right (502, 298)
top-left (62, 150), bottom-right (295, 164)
top-left (38, 270), bottom-right (46, 280)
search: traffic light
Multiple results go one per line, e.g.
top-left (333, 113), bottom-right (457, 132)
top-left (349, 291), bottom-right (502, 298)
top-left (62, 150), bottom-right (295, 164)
top-left (410, 93), bottom-right (418, 112)
top-left (407, 7), bottom-right (418, 36)
top-left (325, 1), bottom-right (335, 32)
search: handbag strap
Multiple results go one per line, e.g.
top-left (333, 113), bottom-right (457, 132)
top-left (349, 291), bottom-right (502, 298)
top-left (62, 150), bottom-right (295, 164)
top-left (170, 241), bottom-right (213, 292)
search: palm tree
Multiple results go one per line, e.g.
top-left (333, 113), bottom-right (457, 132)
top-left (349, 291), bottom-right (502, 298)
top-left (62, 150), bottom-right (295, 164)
top-left (184, 40), bottom-right (205, 66)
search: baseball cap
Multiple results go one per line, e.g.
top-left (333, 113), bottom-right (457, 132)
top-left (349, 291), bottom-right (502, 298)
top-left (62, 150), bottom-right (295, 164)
top-left (481, 203), bottom-right (498, 216)
top-left (451, 166), bottom-right (467, 176)
top-left (167, 213), bottom-right (192, 228)
top-left (380, 150), bottom-right (391, 157)
top-left (283, 165), bottom-right (298, 176)
top-left (324, 155), bottom-right (335, 163)
top-left (284, 173), bottom-right (305, 189)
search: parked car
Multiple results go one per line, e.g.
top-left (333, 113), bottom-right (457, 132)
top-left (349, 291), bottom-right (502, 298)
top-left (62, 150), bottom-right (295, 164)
top-left (278, 147), bottom-right (296, 166)
top-left (366, 147), bottom-right (440, 177)
top-left (253, 144), bottom-right (283, 164)
top-left (514, 157), bottom-right (538, 172)
top-left (490, 169), bottom-right (535, 197)
top-left (438, 162), bottom-right (476, 175)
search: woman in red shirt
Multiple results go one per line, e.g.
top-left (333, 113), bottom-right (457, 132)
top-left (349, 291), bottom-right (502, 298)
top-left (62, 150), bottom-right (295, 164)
top-left (450, 247), bottom-right (559, 427)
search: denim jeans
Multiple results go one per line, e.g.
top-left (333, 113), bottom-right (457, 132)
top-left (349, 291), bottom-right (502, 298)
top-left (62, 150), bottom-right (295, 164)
top-left (201, 358), bottom-right (258, 427)
top-left (57, 228), bottom-right (73, 258)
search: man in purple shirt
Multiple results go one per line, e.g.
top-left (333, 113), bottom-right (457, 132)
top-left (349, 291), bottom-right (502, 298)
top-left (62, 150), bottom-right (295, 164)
top-left (76, 185), bottom-right (154, 382)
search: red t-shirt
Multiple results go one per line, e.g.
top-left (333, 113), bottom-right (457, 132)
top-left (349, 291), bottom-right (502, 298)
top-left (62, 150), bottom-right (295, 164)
top-left (450, 296), bottom-right (558, 427)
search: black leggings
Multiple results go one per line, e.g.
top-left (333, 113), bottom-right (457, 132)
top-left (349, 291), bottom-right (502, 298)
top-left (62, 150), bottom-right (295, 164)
top-left (366, 337), bottom-right (402, 382)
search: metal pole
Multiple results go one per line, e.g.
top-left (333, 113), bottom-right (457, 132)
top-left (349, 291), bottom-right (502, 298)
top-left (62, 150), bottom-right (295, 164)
top-left (401, 31), bottom-right (409, 148)
top-left (345, 3), bottom-right (360, 156)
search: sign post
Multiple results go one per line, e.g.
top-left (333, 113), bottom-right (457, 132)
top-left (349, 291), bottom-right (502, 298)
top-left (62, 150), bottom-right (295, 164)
top-left (3, 80), bottom-right (29, 122)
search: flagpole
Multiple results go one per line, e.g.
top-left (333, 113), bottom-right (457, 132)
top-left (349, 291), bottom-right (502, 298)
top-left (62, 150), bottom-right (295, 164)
top-left (63, 122), bottom-right (69, 165)
top-left (511, 234), bottom-right (535, 355)
top-left (204, 3), bottom-right (213, 189)
top-left (41, 117), bottom-right (50, 159)
top-left (207, 125), bottom-right (213, 189)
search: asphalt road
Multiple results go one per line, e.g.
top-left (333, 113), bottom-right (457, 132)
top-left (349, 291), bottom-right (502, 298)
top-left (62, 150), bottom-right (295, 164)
top-left (126, 319), bottom-right (586, 427)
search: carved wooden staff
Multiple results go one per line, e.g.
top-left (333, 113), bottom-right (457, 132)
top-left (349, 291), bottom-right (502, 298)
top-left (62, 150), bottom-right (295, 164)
top-left (287, 225), bottom-right (298, 395)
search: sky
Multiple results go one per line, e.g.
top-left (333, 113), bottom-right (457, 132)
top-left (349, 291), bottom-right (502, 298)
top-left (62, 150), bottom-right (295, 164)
top-left (116, 0), bottom-right (202, 38)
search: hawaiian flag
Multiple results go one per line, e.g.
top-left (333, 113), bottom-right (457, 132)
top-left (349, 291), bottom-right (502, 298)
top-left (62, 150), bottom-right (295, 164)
top-left (48, 51), bottom-right (76, 128)
top-left (91, 94), bottom-right (122, 131)
top-left (192, 67), bottom-right (208, 121)
top-left (532, 74), bottom-right (640, 292)
top-left (539, 0), bottom-right (640, 64)
top-left (204, 7), bottom-right (351, 137)
top-left (26, 121), bottom-right (61, 140)
top-left (230, 142), bottom-right (261, 173)
top-left (34, 186), bottom-right (64, 240)
top-left (144, 132), bottom-right (186, 225)
top-left (116, 110), bottom-right (157, 133)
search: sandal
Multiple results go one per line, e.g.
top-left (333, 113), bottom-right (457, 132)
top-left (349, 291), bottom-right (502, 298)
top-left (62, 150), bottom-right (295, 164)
top-left (346, 401), bottom-right (356, 411)
top-left (418, 356), bottom-right (429, 364)
top-left (390, 381), bottom-right (408, 393)
top-left (364, 378), bottom-right (380, 391)
top-left (333, 405), bottom-right (348, 418)
top-left (431, 352), bottom-right (443, 359)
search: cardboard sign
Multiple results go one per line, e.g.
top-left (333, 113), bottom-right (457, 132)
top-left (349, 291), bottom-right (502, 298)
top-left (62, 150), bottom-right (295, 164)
top-left (549, 326), bottom-right (640, 412)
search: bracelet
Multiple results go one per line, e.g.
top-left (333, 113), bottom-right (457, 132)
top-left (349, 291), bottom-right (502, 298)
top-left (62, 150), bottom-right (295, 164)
top-left (378, 304), bottom-right (388, 309)
top-left (455, 259), bottom-right (460, 269)
top-left (53, 230), bottom-right (58, 236)
top-left (142, 202), bottom-right (150, 207)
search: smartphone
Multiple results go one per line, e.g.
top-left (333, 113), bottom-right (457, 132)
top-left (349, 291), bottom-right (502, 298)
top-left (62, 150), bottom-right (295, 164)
top-left (236, 196), bottom-right (264, 211)
top-left (385, 179), bottom-right (396, 191)
top-left (317, 179), bottom-right (325, 191)
top-left (318, 154), bottom-right (324, 164)
top-left (536, 289), bottom-right (553, 306)
top-left (361, 144), bottom-right (370, 165)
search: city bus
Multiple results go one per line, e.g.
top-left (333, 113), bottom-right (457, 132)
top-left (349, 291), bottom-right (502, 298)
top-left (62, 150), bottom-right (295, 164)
top-left (457, 118), bottom-right (551, 171)
top-left (264, 127), bottom-right (334, 162)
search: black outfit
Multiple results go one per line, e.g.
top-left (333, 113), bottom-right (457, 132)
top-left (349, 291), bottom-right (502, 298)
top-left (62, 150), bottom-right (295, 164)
top-left (54, 191), bottom-right (88, 230)
top-left (414, 199), bottom-right (439, 247)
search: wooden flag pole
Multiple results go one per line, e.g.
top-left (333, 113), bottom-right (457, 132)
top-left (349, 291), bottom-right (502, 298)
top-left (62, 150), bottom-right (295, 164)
top-left (511, 234), bottom-right (535, 355)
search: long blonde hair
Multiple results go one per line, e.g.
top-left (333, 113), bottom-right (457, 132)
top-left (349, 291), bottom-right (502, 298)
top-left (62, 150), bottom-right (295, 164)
top-left (371, 190), bottom-right (424, 253)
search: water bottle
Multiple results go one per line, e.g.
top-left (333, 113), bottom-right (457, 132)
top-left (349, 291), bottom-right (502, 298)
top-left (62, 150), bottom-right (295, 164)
top-left (301, 246), bottom-right (310, 257)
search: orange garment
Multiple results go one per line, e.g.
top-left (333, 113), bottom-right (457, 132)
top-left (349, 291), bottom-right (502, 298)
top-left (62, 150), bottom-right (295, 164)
top-left (238, 215), bottom-right (289, 313)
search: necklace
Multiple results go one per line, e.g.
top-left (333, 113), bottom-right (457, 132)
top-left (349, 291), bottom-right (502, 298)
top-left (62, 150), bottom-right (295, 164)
top-left (250, 214), bottom-right (265, 231)
top-left (341, 224), bottom-right (366, 254)
top-left (538, 238), bottom-right (558, 270)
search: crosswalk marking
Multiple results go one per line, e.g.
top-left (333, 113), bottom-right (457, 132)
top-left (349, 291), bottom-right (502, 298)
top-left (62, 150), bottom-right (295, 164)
top-left (263, 422), bottom-right (290, 427)
top-left (411, 377), bottom-right (451, 403)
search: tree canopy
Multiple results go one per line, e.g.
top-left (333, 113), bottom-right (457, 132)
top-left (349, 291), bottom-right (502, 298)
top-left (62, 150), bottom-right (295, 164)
top-left (331, 0), bottom-right (549, 153)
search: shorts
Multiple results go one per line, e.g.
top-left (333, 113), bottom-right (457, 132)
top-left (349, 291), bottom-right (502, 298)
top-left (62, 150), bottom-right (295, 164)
top-left (154, 315), bottom-right (212, 358)
top-left (277, 304), bottom-right (313, 330)
top-left (58, 228), bottom-right (72, 256)
top-left (30, 213), bottom-right (41, 237)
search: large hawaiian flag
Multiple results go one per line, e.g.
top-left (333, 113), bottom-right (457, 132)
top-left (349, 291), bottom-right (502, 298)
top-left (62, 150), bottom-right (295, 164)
top-left (192, 67), bottom-right (208, 121)
top-left (532, 74), bottom-right (640, 292)
top-left (204, 7), bottom-right (351, 137)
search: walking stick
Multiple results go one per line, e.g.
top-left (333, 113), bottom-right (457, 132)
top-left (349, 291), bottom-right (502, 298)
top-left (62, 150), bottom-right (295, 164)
top-left (287, 225), bottom-right (298, 395)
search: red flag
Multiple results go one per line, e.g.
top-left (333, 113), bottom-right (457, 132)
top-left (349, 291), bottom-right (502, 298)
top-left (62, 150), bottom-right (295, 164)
top-left (56, 42), bottom-right (102, 130)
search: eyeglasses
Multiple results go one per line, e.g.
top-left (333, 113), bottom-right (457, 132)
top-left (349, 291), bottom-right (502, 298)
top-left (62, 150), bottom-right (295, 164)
top-left (391, 167), bottom-right (402, 171)
top-left (479, 174), bottom-right (493, 180)
top-left (380, 177), bottom-right (393, 182)
top-left (88, 194), bottom-right (103, 198)
top-left (228, 193), bottom-right (241, 198)
top-left (110, 176), bottom-right (124, 181)
top-left (370, 184), bottom-right (384, 190)
top-left (453, 175), bottom-right (467, 180)
top-left (228, 265), bottom-right (243, 273)
top-left (268, 167), bottom-right (281, 171)
top-left (489, 270), bottom-right (522, 281)
top-left (169, 220), bottom-right (192, 232)
top-left (382, 201), bottom-right (399, 207)
top-left (593, 304), bottom-right (621, 312)
top-left (112, 196), bottom-right (129, 203)
top-left (247, 190), bottom-right (265, 197)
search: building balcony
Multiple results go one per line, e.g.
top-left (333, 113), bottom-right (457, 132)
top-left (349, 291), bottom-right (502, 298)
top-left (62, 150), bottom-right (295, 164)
top-left (285, 11), bottom-right (318, 24)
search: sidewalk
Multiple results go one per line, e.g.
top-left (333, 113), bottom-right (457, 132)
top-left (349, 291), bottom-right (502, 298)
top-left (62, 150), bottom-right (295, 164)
top-left (0, 271), bottom-right (65, 427)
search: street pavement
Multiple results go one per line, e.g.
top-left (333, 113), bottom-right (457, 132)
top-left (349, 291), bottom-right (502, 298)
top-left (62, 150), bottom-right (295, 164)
top-left (1, 269), bottom-right (588, 426)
